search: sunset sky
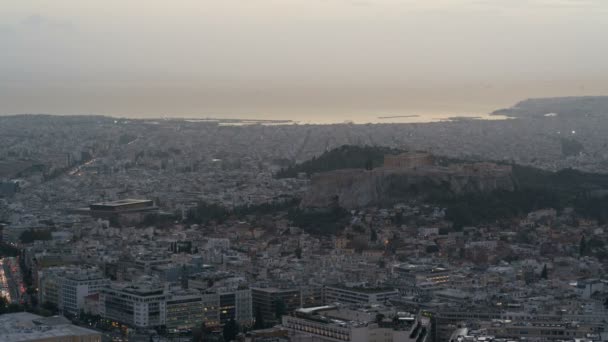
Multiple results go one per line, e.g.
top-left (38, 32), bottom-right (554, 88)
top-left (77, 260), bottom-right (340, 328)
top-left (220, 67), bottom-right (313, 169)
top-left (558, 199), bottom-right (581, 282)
top-left (2, 0), bottom-right (608, 122)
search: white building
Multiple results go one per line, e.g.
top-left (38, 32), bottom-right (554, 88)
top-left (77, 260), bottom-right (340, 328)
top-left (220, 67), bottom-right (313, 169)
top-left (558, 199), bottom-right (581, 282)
top-left (165, 289), bottom-right (204, 332)
top-left (200, 287), bottom-right (253, 327)
top-left (282, 306), bottom-right (429, 342)
top-left (38, 266), bottom-right (109, 315)
top-left (99, 280), bottom-right (167, 328)
top-left (324, 286), bottom-right (399, 305)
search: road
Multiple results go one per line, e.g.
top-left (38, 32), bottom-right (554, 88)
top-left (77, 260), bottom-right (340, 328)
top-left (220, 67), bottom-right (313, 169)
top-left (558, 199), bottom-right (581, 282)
top-left (0, 258), bottom-right (12, 303)
top-left (1, 257), bottom-right (24, 304)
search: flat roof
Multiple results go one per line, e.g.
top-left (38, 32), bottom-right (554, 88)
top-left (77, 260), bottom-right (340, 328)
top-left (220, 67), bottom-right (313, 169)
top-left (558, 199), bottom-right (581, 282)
top-left (0, 312), bottom-right (100, 342)
top-left (296, 306), bottom-right (336, 314)
top-left (327, 284), bottom-right (398, 294)
top-left (91, 198), bottom-right (153, 207)
top-left (251, 287), bottom-right (300, 293)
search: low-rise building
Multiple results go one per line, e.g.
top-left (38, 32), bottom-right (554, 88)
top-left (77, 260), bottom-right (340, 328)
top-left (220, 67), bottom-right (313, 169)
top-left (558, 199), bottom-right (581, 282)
top-left (282, 306), bottom-right (428, 342)
top-left (324, 285), bottom-right (399, 305)
top-left (0, 312), bottom-right (101, 342)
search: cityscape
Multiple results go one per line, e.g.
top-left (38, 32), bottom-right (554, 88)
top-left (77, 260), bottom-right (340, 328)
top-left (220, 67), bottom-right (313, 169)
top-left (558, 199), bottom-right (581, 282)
top-left (3, 0), bottom-right (608, 341)
top-left (1, 101), bottom-right (608, 341)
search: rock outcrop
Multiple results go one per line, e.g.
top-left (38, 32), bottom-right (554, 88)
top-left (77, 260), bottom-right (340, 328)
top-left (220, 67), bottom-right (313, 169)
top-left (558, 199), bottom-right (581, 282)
top-left (300, 163), bottom-right (514, 209)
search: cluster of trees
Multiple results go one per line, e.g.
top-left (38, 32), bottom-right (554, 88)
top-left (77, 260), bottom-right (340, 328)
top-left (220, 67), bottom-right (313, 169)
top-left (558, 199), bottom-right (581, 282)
top-left (287, 206), bottom-right (349, 235)
top-left (233, 198), bottom-right (300, 218)
top-left (442, 188), bottom-right (561, 229)
top-left (0, 297), bottom-right (58, 317)
top-left (141, 213), bottom-right (178, 227)
top-left (0, 297), bottom-right (23, 314)
top-left (182, 198), bottom-right (352, 236)
top-left (438, 165), bottom-right (608, 229)
top-left (513, 165), bottom-right (608, 194)
top-left (185, 202), bottom-right (231, 225)
top-left (273, 146), bottom-right (608, 231)
top-left (185, 199), bottom-right (301, 226)
top-left (222, 319), bottom-right (240, 342)
top-left (187, 152), bottom-right (608, 237)
top-left (19, 229), bottom-right (52, 243)
top-left (579, 235), bottom-right (608, 260)
top-left (275, 145), bottom-right (402, 178)
top-left (0, 243), bottom-right (19, 257)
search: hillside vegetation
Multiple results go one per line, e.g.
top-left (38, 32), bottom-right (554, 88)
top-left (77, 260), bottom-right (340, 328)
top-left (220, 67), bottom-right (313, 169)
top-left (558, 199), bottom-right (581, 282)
top-left (436, 165), bottom-right (608, 227)
top-left (275, 145), bottom-right (401, 178)
top-left (285, 145), bottom-right (608, 228)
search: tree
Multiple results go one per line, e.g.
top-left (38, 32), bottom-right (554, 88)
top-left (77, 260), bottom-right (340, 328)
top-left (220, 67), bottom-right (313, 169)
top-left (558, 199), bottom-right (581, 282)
top-left (274, 299), bottom-right (287, 320)
top-left (426, 245), bottom-right (439, 254)
top-left (223, 318), bottom-right (239, 342)
top-left (458, 248), bottom-right (466, 259)
top-left (0, 296), bottom-right (7, 313)
top-left (253, 307), bottom-right (265, 330)
top-left (580, 235), bottom-right (587, 257)
top-left (392, 211), bottom-right (404, 226)
top-left (370, 228), bottom-right (378, 242)
top-left (375, 313), bottom-right (385, 323)
top-left (540, 264), bottom-right (548, 279)
top-left (186, 201), bottom-right (229, 225)
top-left (20, 229), bottom-right (52, 243)
top-left (41, 301), bottom-right (59, 314)
top-left (275, 145), bottom-right (401, 178)
top-left (192, 321), bottom-right (211, 342)
top-left (588, 237), bottom-right (605, 250)
top-left (0, 243), bottom-right (20, 257)
top-left (515, 230), bottom-right (533, 244)
top-left (7, 303), bottom-right (22, 313)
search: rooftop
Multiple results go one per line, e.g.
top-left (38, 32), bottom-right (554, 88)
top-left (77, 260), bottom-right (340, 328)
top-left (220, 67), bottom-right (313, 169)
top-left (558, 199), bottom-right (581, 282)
top-left (90, 198), bottom-right (153, 207)
top-left (0, 312), bottom-right (100, 342)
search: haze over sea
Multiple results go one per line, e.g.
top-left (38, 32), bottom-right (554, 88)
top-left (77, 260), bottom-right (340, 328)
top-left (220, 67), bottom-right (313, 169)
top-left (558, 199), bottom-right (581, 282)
top-left (3, 79), bottom-right (607, 124)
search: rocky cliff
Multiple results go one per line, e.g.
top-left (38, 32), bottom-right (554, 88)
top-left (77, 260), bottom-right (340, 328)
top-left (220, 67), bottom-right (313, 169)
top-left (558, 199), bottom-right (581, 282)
top-left (300, 164), bottom-right (515, 209)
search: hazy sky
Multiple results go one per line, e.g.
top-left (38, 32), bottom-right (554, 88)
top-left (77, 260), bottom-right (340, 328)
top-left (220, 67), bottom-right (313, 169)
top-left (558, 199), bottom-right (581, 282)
top-left (2, 0), bottom-right (608, 122)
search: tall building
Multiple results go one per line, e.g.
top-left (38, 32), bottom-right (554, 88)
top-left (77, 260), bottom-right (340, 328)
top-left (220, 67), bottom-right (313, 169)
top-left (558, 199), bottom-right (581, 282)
top-left (165, 289), bottom-right (204, 332)
top-left (201, 288), bottom-right (253, 327)
top-left (38, 267), bottom-right (109, 316)
top-left (99, 280), bottom-right (167, 328)
top-left (202, 292), bottom-right (221, 327)
top-left (252, 287), bottom-right (301, 325)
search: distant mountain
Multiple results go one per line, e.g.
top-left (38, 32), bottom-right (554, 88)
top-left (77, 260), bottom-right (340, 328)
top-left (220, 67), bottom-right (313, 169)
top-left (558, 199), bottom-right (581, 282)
top-left (492, 96), bottom-right (608, 118)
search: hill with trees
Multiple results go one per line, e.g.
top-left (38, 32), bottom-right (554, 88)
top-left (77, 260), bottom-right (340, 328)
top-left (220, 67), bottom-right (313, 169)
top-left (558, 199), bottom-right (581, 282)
top-left (275, 145), bottom-right (401, 178)
top-left (286, 145), bottom-right (608, 227)
top-left (437, 164), bottom-right (608, 227)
